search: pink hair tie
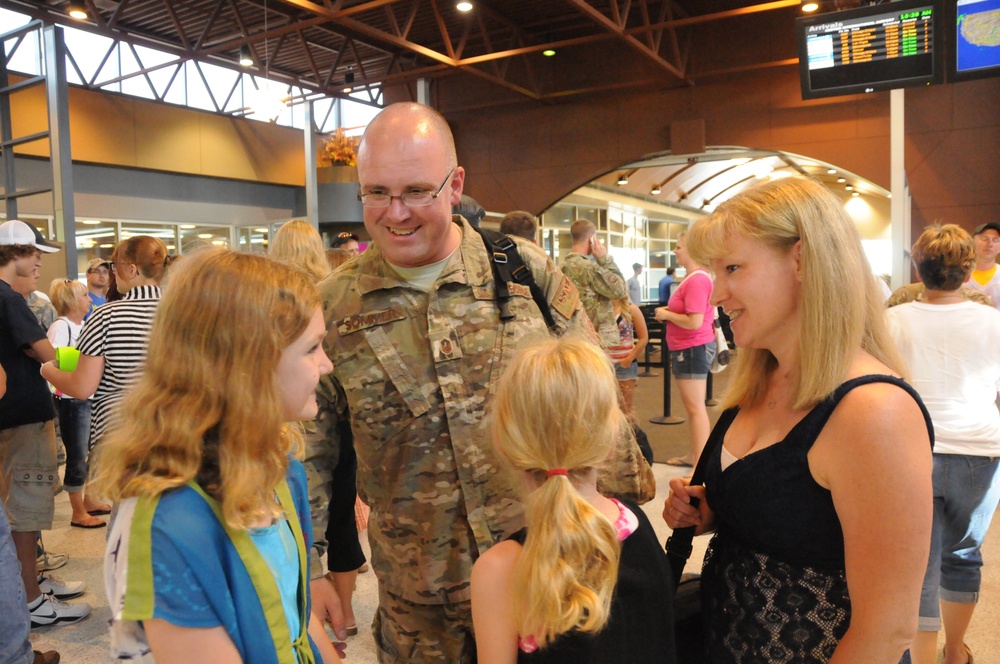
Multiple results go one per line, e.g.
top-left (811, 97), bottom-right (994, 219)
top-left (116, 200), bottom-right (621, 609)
top-left (546, 468), bottom-right (568, 478)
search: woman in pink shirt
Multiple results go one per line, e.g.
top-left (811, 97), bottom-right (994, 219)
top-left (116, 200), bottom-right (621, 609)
top-left (655, 232), bottom-right (716, 466)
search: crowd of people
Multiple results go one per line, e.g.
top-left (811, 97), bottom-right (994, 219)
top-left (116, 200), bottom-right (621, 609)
top-left (0, 101), bottom-right (998, 664)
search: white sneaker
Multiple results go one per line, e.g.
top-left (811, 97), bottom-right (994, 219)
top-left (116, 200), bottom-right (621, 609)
top-left (29, 594), bottom-right (91, 628)
top-left (37, 573), bottom-right (86, 600)
top-left (36, 550), bottom-right (69, 572)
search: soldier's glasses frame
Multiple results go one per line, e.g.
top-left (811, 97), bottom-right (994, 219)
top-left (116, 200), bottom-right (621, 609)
top-left (358, 167), bottom-right (456, 208)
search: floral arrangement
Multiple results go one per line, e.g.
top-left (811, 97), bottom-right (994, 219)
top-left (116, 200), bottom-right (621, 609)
top-left (322, 128), bottom-right (359, 167)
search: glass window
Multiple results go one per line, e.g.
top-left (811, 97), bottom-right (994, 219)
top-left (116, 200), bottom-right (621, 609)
top-left (179, 225), bottom-right (229, 253)
top-left (237, 226), bottom-right (270, 255)
top-left (541, 205), bottom-right (574, 231)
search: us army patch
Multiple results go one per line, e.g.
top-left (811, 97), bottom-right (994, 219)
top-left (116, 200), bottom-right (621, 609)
top-left (551, 274), bottom-right (580, 320)
top-left (337, 308), bottom-right (407, 335)
top-left (429, 328), bottom-right (463, 363)
top-left (508, 283), bottom-right (531, 299)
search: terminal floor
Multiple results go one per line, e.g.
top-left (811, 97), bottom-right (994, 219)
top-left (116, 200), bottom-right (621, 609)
top-left (30, 359), bottom-right (1000, 663)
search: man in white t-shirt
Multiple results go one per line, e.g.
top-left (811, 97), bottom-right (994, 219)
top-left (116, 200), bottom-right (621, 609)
top-left (963, 222), bottom-right (1000, 309)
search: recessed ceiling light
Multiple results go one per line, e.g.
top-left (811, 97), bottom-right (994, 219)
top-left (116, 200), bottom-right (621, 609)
top-left (651, 186), bottom-right (661, 195)
top-left (457, 1), bottom-right (473, 11)
top-left (802, 2), bottom-right (819, 12)
top-left (845, 185), bottom-right (854, 191)
top-left (99, 243), bottom-right (113, 248)
top-left (837, 177), bottom-right (846, 183)
top-left (198, 233), bottom-right (214, 239)
top-left (827, 168), bottom-right (836, 174)
top-left (887, 193), bottom-right (893, 199)
top-left (851, 191), bottom-right (860, 197)
top-left (180, 224), bottom-right (196, 229)
top-left (617, 174), bottom-right (628, 185)
top-left (542, 49), bottom-right (556, 57)
top-left (82, 219), bottom-right (101, 225)
top-left (254, 228), bottom-right (269, 233)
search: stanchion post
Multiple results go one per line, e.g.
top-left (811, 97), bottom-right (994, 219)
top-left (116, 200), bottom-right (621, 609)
top-left (650, 334), bottom-right (684, 425)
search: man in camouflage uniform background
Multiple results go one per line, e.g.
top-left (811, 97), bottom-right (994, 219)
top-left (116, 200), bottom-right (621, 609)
top-left (559, 219), bottom-right (628, 348)
top-left (316, 102), bottom-right (591, 663)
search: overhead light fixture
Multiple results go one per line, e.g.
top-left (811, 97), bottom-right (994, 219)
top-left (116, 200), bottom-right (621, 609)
top-left (801, 2), bottom-right (819, 12)
top-left (343, 71), bottom-right (355, 94)
top-left (198, 233), bottom-right (214, 239)
top-left (67, 2), bottom-right (87, 20)
top-left (180, 224), bottom-right (196, 229)
top-left (651, 185), bottom-right (661, 195)
top-left (542, 49), bottom-right (556, 57)
top-left (250, 83), bottom-right (288, 121)
top-left (851, 191), bottom-right (860, 197)
top-left (887, 193), bottom-right (893, 199)
top-left (456, 1), bottom-right (473, 10)
top-left (616, 174), bottom-right (628, 186)
top-left (836, 177), bottom-right (846, 183)
top-left (239, 45), bottom-right (253, 67)
top-left (827, 168), bottom-right (836, 174)
top-left (845, 185), bottom-right (854, 191)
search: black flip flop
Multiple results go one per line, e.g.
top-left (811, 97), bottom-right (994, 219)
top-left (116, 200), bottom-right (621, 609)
top-left (87, 508), bottom-right (111, 516)
top-left (71, 519), bottom-right (107, 529)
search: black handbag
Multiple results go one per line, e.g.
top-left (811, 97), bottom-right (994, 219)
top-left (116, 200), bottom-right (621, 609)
top-left (664, 428), bottom-right (721, 663)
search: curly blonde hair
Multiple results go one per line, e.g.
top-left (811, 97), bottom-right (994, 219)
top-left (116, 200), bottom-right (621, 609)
top-left (269, 219), bottom-right (330, 283)
top-left (90, 248), bottom-right (320, 529)
top-left (687, 177), bottom-right (905, 410)
top-left (491, 337), bottom-right (626, 647)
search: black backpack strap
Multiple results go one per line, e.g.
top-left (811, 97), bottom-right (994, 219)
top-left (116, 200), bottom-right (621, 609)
top-left (664, 407), bottom-right (738, 588)
top-left (473, 226), bottom-right (557, 331)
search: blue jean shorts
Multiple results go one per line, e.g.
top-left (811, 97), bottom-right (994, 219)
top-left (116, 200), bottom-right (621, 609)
top-left (615, 360), bottom-right (639, 381)
top-left (670, 341), bottom-right (717, 380)
top-left (917, 453), bottom-right (1000, 631)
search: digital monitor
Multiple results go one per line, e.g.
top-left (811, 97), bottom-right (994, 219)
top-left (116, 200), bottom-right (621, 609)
top-left (949, 0), bottom-right (1000, 82)
top-left (796, 0), bottom-right (943, 99)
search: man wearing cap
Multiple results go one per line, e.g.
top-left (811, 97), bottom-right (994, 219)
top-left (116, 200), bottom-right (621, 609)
top-left (331, 232), bottom-right (360, 256)
top-left (0, 220), bottom-right (91, 635)
top-left (84, 258), bottom-right (110, 321)
top-left (964, 222), bottom-right (1000, 310)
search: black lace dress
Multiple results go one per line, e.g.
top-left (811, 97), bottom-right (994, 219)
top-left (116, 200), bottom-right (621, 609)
top-left (700, 375), bottom-right (932, 663)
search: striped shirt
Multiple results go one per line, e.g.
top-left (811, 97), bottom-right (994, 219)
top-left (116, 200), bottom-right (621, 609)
top-left (77, 285), bottom-right (161, 446)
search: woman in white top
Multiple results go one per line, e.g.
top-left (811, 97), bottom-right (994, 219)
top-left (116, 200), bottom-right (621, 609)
top-left (46, 279), bottom-right (108, 528)
top-left (887, 224), bottom-right (1000, 664)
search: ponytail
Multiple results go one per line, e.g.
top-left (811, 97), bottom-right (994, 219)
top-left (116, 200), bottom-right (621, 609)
top-left (514, 470), bottom-right (619, 646)
top-left (492, 336), bottom-right (628, 646)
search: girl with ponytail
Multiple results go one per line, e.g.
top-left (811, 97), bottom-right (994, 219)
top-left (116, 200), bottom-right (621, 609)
top-left (471, 337), bottom-right (676, 664)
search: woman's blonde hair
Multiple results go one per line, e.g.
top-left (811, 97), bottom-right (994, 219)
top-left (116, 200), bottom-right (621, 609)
top-left (112, 235), bottom-right (169, 282)
top-left (269, 219), bottom-right (330, 283)
top-left (48, 278), bottom-right (87, 317)
top-left (90, 248), bottom-right (320, 529)
top-left (687, 177), bottom-right (904, 410)
top-left (910, 223), bottom-right (975, 291)
top-left (492, 337), bottom-right (626, 647)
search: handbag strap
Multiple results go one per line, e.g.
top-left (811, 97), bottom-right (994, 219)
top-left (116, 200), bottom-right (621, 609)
top-left (664, 407), bottom-right (737, 587)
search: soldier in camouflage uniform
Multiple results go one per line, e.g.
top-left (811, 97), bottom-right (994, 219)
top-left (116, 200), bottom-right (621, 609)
top-left (559, 220), bottom-right (628, 348)
top-left (316, 102), bottom-right (590, 663)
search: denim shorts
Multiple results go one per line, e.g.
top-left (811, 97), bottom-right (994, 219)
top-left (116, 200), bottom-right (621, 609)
top-left (670, 341), bottom-right (717, 380)
top-left (917, 453), bottom-right (1000, 631)
top-left (615, 360), bottom-right (639, 381)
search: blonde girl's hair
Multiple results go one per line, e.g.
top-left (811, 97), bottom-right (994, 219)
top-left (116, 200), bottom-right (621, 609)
top-left (492, 336), bottom-right (625, 647)
top-left (686, 177), bottom-right (905, 410)
top-left (49, 278), bottom-right (87, 317)
top-left (269, 220), bottom-right (331, 283)
top-left (112, 235), bottom-right (169, 282)
top-left (90, 248), bottom-right (320, 530)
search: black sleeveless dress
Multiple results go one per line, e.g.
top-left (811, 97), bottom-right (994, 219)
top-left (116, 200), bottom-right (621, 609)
top-left (700, 375), bottom-right (933, 663)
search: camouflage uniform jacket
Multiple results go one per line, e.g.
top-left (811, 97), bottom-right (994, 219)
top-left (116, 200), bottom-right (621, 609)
top-left (560, 252), bottom-right (627, 348)
top-left (316, 216), bottom-right (587, 605)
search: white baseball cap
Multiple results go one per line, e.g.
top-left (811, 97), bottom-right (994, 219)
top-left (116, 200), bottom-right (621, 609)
top-left (0, 220), bottom-right (60, 253)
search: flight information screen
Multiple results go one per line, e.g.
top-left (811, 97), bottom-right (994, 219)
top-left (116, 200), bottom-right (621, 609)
top-left (797, 2), bottom-right (940, 98)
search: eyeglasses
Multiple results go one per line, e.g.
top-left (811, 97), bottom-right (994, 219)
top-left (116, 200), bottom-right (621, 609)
top-left (108, 261), bottom-right (117, 273)
top-left (358, 167), bottom-right (456, 208)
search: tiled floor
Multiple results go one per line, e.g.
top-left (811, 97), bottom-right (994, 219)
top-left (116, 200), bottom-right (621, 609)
top-left (29, 364), bottom-right (1000, 662)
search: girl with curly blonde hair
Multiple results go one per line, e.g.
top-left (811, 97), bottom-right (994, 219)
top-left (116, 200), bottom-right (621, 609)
top-left (471, 337), bottom-right (675, 663)
top-left (91, 248), bottom-right (339, 664)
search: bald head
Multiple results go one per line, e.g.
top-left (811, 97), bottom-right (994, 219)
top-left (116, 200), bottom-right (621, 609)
top-left (358, 102), bottom-right (457, 171)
